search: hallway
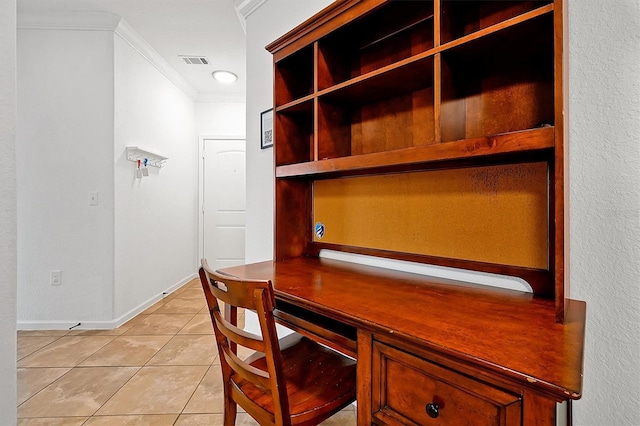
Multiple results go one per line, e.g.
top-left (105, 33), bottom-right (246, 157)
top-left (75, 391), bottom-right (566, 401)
top-left (17, 279), bottom-right (356, 425)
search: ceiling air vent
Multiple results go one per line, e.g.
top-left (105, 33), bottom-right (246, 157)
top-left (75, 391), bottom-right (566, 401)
top-left (179, 56), bottom-right (209, 65)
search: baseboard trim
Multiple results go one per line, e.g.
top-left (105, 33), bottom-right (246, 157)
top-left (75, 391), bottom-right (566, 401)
top-left (16, 273), bottom-right (198, 331)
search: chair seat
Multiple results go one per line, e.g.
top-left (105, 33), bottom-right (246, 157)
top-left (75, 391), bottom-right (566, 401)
top-left (232, 333), bottom-right (357, 425)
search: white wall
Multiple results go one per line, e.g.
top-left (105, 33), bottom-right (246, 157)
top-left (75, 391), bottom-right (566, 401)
top-left (16, 16), bottom-right (201, 327)
top-left (195, 101), bottom-right (245, 137)
top-left (245, 1), bottom-right (640, 424)
top-left (0, 0), bottom-right (18, 422)
top-left (17, 28), bottom-right (115, 325)
top-left (569, 1), bottom-right (640, 424)
top-left (244, 0), bottom-right (332, 264)
top-left (113, 33), bottom-right (198, 318)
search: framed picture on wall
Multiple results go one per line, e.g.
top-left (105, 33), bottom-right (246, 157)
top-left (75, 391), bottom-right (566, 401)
top-left (260, 108), bottom-right (274, 149)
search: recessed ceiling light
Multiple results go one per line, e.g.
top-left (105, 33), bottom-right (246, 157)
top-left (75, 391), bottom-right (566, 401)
top-left (212, 70), bottom-right (238, 83)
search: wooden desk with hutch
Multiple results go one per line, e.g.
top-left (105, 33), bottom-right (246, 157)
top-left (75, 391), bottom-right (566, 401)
top-left (222, 1), bottom-right (586, 425)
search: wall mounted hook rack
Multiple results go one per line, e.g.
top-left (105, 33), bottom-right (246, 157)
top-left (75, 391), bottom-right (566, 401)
top-left (126, 146), bottom-right (168, 168)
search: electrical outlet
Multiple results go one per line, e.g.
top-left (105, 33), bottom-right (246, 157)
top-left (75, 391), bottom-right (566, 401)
top-left (51, 270), bottom-right (61, 286)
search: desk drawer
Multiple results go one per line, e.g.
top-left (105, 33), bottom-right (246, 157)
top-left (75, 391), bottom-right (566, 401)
top-left (372, 341), bottom-right (521, 426)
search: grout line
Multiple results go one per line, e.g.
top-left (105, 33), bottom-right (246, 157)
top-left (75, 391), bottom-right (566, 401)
top-left (16, 278), bottom-right (219, 422)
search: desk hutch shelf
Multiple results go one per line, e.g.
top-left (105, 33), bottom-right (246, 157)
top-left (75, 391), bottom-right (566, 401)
top-left (258, 1), bottom-right (584, 425)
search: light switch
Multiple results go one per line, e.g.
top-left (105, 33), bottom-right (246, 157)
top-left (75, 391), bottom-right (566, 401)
top-left (51, 270), bottom-right (61, 286)
top-left (89, 191), bottom-right (99, 206)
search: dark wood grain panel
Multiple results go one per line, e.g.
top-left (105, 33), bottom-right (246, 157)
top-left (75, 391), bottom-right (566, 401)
top-left (372, 341), bottom-right (521, 425)
top-left (274, 179), bottom-right (310, 260)
top-left (266, 0), bottom-right (578, 423)
top-left (276, 126), bottom-right (554, 178)
top-left (220, 258), bottom-right (585, 402)
top-left (441, 1), bottom-right (554, 44)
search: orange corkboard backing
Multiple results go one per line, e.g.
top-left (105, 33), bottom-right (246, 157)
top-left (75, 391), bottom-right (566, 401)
top-left (313, 162), bottom-right (548, 269)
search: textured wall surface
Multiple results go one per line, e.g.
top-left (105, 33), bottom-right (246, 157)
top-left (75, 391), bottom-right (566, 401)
top-left (0, 0), bottom-right (17, 422)
top-left (17, 28), bottom-right (115, 324)
top-left (195, 101), bottom-right (245, 137)
top-left (569, 0), bottom-right (640, 424)
top-left (113, 33), bottom-right (198, 318)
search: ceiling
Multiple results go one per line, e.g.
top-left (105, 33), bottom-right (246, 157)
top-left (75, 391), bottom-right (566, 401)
top-left (17, 0), bottom-right (249, 102)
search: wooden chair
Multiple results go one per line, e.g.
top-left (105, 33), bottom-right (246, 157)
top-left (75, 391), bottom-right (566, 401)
top-left (199, 259), bottom-right (356, 426)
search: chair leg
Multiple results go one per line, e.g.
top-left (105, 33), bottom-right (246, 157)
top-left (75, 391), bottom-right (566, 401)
top-left (223, 391), bottom-right (237, 426)
top-left (224, 403), bottom-right (237, 426)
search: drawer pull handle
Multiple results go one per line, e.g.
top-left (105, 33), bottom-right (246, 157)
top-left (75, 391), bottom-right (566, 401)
top-left (425, 402), bottom-right (439, 418)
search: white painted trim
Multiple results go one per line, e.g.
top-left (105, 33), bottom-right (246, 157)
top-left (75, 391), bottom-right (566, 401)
top-left (234, 0), bottom-right (269, 33)
top-left (17, 11), bottom-right (121, 31)
top-left (319, 250), bottom-right (533, 293)
top-left (17, 11), bottom-right (197, 100)
top-left (197, 135), bottom-right (246, 267)
top-left (16, 273), bottom-right (198, 330)
top-left (114, 19), bottom-right (197, 100)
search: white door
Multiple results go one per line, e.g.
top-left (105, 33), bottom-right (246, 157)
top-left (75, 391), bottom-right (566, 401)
top-left (202, 138), bottom-right (246, 270)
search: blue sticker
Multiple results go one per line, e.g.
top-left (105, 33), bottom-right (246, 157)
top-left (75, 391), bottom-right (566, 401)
top-left (315, 222), bottom-right (325, 239)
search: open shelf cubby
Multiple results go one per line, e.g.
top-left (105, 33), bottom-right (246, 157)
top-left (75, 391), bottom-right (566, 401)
top-left (275, 99), bottom-right (314, 166)
top-left (440, 12), bottom-right (555, 142)
top-left (318, 56), bottom-right (435, 160)
top-left (274, 44), bottom-right (314, 107)
top-left (317, 1), bottom-right (434, 90)
top-left (440, 0), bottom-right (554, 44)
top-left (267, 0), bottom-right (569, 322)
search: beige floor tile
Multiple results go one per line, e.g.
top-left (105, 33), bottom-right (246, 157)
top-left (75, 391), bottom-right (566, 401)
top-left (153, 297), bottom-right (206, 314)
top-left (119, 313), bottom-right (148, 329)
top-left (18, 330), bottom-right (69, 337)
top-left (179, 409), bottom-right (353, 426)
top-left (17, 417), bottom-right (88, 426)
top-left (178, 314), bottom-right (214, 335)
top-left (158, 292), bottom-right (179, 303)
top-left (176, 288), bottom-right (206, 299)
top-left (175, 413), bottom-right (258, 426)
top-left (95, 365), bottom-right (208, 415)
top-left (182, 365), bottom-right (224, 414)
top-left (147, 335), bottom-right (217, 366)
top-left (175, 413), bottom-right (259, 426)
top-left (320, 409), bottom-right (357, 425)
top-left (18, 366), bottom-right (139, 418)
top-left (123, 313), bottom-right (195, 336)
top-left (171, 284), bottom-right (190, 296)
top-left (83, 414), bottom-right (178, 425)
top-left (141, 300), bottom-right (166, 314)
top-left (17, 336), bottom-right (60, 360)
top-left (17, 367), bottom-right (71, 405)
top-left (177, 279), bottom-right (200, 291)
top-left (79, 335), bottom-right (173, 367)
top-left (66, 325), bottom-right (132, 337)
top-left (174, 414), bottom-right (225, 425)
top-left (18, 336), bottom-right (116, 368)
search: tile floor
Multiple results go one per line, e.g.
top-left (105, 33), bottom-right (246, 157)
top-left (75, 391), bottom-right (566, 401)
top-left (17, 278), bottom-right (356, 425)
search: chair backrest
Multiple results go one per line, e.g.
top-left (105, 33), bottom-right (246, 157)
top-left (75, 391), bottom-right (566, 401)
top-left (199, 259), bottom-right (291, 425)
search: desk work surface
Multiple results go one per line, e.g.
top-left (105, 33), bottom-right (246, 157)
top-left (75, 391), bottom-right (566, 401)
top-left (220, 257), bottom-right (585, 400)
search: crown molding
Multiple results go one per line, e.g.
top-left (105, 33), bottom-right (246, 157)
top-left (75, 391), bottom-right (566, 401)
top-left (233, 0), bottom-right (269, 33)
top-left (17, 11), bottom-right (197, 100)
top-left (17, 11), bottom-right (121, 31)
top-left (114, 19), bottom-right (197, 100)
